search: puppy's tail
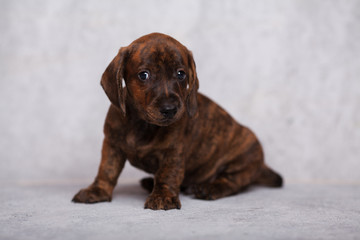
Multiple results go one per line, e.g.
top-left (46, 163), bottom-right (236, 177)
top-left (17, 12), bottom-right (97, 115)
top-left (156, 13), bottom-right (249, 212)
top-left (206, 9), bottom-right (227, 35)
top-left (254, 165), bottom-right (283, 187)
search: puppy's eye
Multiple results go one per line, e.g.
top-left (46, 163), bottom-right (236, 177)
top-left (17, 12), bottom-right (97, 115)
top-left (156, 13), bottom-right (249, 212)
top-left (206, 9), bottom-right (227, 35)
top-left (177, 70), bottom-right (186, 81)
top-left (138, 71), bottom-right (150, 81)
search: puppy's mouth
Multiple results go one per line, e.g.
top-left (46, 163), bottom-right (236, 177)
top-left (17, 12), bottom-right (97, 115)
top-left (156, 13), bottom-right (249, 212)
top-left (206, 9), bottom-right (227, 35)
top-left (146, 113), bottom-right (178, 126)
top-left (145, 105), bottom-right (184, 126)
top-left (143, 116), bottom-right (172, 126)
top-left (156, 118), bottom-right (177, 126)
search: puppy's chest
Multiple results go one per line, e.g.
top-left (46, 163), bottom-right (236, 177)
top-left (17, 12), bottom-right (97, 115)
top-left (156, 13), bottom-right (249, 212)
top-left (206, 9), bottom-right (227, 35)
top-left (122, 126), bottom-right (158, 150)
top-left (120, 129), bottom-right (165, 173)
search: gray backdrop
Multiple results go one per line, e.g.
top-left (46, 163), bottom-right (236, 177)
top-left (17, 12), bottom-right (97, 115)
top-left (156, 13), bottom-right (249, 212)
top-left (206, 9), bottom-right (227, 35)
top-left (1, 0), bottom-right (359, 185)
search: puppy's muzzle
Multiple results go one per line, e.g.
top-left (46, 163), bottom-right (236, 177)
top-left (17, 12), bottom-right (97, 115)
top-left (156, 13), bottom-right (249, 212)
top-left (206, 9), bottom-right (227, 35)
top-left (155, 93), bottom-right (182, 121)
top-left (160, 103), bottom-right (178, 119)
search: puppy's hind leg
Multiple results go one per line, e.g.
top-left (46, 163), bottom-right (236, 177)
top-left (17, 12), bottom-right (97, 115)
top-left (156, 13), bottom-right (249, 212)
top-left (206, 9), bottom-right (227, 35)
top-left (192, 141), bottom-right (265, 200)
top-left (191, 168), bottom-right (257, 200)
top-left (192, 165), bottom-right (283, 200)
top-left (191, 175), bottom-right (241, 200)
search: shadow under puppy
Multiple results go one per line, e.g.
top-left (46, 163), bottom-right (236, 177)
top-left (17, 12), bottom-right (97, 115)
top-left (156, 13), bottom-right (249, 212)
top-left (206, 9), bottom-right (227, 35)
top-left (72, 33), bottom-right (283, 210)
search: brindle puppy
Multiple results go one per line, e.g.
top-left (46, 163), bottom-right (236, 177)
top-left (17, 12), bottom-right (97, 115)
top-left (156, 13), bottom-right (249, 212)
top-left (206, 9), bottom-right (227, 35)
top-left (72, 33), bottom-right (283, 210)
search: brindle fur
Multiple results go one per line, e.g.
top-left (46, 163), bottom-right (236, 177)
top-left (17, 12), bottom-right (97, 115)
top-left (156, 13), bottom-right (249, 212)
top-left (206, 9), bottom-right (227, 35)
top-left (72, 33), bottom-right (283, 210)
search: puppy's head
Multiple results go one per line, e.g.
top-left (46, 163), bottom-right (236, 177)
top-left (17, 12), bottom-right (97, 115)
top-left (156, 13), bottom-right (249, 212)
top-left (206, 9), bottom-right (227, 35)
top-left (101, 33), bottom-right (199, 126)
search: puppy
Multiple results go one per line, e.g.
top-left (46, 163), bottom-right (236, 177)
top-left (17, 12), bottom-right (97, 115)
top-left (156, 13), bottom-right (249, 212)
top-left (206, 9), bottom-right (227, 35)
top-left (72, 33), bottom-right (283, 210)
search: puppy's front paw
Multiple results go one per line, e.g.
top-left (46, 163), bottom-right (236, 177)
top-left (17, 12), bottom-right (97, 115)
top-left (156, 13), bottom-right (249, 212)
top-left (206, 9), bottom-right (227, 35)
top-left (72, 186), bottom-right (111, 204)
top-left (144, 193), bottom-right (181, 210)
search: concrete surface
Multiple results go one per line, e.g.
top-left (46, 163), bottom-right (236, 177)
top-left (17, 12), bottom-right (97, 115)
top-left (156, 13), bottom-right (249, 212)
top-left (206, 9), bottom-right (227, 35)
top-left (1, 180), bottom-right (359, 240)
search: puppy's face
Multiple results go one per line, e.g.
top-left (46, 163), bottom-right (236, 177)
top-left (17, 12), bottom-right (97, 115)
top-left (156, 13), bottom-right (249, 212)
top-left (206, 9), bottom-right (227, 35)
top-left (101, 33), bottom-right (199, 126)
top-left (124, 35), bottom-right (193, 126)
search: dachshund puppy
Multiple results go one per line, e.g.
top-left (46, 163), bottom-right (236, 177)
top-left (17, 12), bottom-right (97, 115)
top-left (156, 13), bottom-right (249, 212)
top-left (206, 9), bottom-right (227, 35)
top-left (72, 33), bottom-right (283, 210)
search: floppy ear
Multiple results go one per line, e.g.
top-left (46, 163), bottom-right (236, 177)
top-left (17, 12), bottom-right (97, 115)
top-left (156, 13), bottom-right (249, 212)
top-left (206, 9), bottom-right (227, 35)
top-left (100, 47), bottom-right (128, 115)
top-left (187, 51), bottom-right (199, 117)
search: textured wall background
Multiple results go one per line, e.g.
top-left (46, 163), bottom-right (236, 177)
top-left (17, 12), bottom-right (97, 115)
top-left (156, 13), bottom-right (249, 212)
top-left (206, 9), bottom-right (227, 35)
top-left (1, 0), bottom-right (359, 184)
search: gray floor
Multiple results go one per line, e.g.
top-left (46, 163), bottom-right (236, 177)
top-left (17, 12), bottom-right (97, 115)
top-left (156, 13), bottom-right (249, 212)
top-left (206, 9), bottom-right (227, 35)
top-left (1, 180), bottom-right (359, 240)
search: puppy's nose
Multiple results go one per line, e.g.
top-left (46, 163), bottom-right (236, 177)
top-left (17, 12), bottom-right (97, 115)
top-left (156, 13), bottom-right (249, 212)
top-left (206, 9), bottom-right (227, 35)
top-left (160, 104), bottom-right (177, 119)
